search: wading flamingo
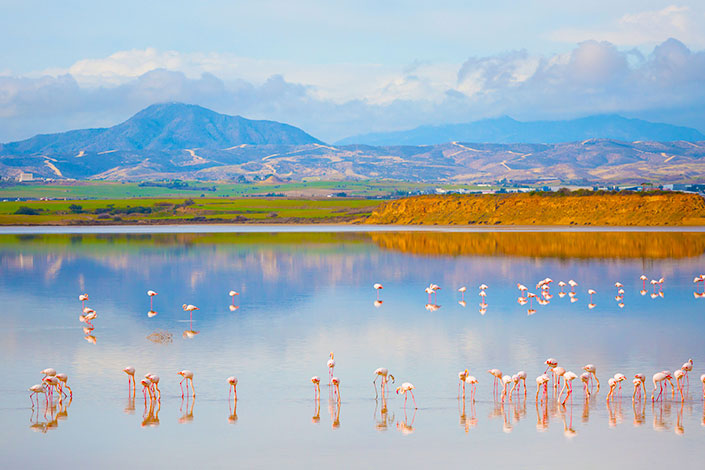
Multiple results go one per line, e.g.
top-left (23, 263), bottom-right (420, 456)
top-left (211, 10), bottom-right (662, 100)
top-left (552, 366), bottom-right (566, 390)
top-left (396, 382), bottom-right (416, 409)
top-left (587, 289), bottom-right (596, 308)
top-left (311, 376), bottom-right (320, 400)
top-left (681, 359), bottom-right (693, 385)
top-left (148, 374), bottom-right (161, 401)
top-left (674, 369), bottom-right (685, 402)
top-left (147, 290), bottom-right (157, 311)
top-left (458, 286), bottom-right (467, 302)
top-left (178, 370), bottom-right (196, 397)
top-left (488, 369), bottom-right (503, 397)
top-left (123, 366), bottom-right (136, 392)
top-left (373, 283), bottom-right (383, 300)
top-left (182, 304), bottom-right (199, 322)
top-left (29, 383), bottom-right (48, 408)
top-left (229, 291), bottom-right (239, 311)
top-left (606, 378), bottom-right (617, 402)
top-left (141, 378), bottom-right (154, 402)
top-left (514, 370), bottom-right (527, 398)
top-left (634, 374), bottom-right (646, 400)
top-left (557, 281), bottom-right (567, 297)
top-left (500, 375), bottom-right (512, 402)
top-left (79, 294), bottom-right (89, 308)
top-left (374, 368), bottom-right (394, 399)
top-left (536, 374), bottom-right (550, 402)
top-left (582, 364), bottom-right (600, 389)
top-left (558, 371), bottom-right (577, 405)
top-left (331, 377), bottom-right (341, 403)
top-left (55, 373), bottom-right (72, 398)
top-left (580, 372), bottom-right (591, 398)
top-left (327, 353), bottom-right (336, 382)
top-left (425, 287), bottom-right (435, 303)
top-left (568, 280), bottom-right (578, 293)
top-left (465, 375), bottom-right (478, 403)
top-left (227, 376), bottom-right (238, 400)
top-left (651, 372), bottom-right (669, 402)
top-left (613, 373), bottom-right (626, 396)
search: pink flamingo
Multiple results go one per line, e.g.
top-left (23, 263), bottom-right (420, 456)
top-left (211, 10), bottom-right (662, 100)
top-left (123, 366), bottom-right (136, 393)
top-left (227, 376), bottom-right (238, 401)
top-left (178, 370), bottom-right (196, 397)
top-left (311, 376), bottom-right (321, 400)
top-left (488, 369), bottom-right (502, 397)
top-left (373, 283), bottom-right (383, 300)
top-left (55, 373), bottom-right (72, 398)
top-left (79, 294), bottom-right (89, 309)
top-left (681, 359), bottom-right (693, 385)
top-left (229, 291), bottom-right (239, 311)
top-left (327, 353), bottom-right (335, 383)
top-left (29, 384), bottom-right (48, 408)
top-left (558, 371), bottom-right (577, 405)
top-left (580, 372), bottom-right (591, 398)
top-left (582, 364), bottom-right (600, 389)
top-left (396, 382), bottom-right (416, 409)
top-left (331, 377), bottom-right (341, 403)
top-left (465, 375), bottom-right (478, 403)
top-left (535, 374), bottom-right (550, 402)
top-left (182, 304), bottom-right (199, 322)
top-left (147, 290), bottom-right (157, 311)
top-left (587, 289), bottom-right (596, 309)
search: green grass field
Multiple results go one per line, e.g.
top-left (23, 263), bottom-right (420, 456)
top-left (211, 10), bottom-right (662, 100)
top-left (0, 180), bottom-right (494, 200)
top-left (0, 197), bottom-right (381, 225)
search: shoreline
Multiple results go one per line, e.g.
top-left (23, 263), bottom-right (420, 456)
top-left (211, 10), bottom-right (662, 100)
top-left (2, 223), bottom-right (705, 235)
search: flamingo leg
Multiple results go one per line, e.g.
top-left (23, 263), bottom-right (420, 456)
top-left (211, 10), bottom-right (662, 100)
top-left (190, 378), bottom-right (196, 396)
top-left (410, 391), bottom-right (417, 409)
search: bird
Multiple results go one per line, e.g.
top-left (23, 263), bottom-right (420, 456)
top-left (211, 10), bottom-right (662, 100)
top-left (606, 378), bottom-right (617, 402)
top-left (42, 375), bottom-right (60, 402)
top-left (79, 309), bottom-right (97, 327)
top-left (568, 280), bottom-right (578, 292)
top-left (148, 374), bottom-right (161, 401)
top-left (587, 289), bottom-right (596, 308)
top-left (613, 373), bottom-right (626, 395)
top-left (55, 373), bottom-right (72, 398)
top-left (140, 378), bottom-right (154, 402)
top-left (41, 368), bottom-right (57, 379)
top-left (552, 366), bottom-right (566, 390)
top-left (182, 304), bottom-right (199, 321)
top-left (227, 376), bottom-right (238, 401)
top-left (515, 370), bottom-right (527, 398)
top-left (479, 284), bottom-right (488, 290)
top-left (535, 374), bottom-right (550, 401)
top-left (681, 358), bottom-right (693, 384)
top-left (373, 283), bottom-right (383, 300)
top-left (487, 369), bottom-right (503, 396)
top-left (424, 286), bottom-right (435, 303)
top-left (557, 281), bottom-right (567, 297)
top-left (178, 370), bottom-right (195, 397)
top-left (465, 375), bottom-right (478, 403)
top-left (123, 366), bottom-right (136, 392)
top-left (458, 286), bottom-right (467, 301)
top-left (327, 353), bottom-right (336, 382)
top-left (582, 364), bottom-right (600, 389)
top-left (78, 294), bottom-right (89, 308)
top-left (558, 371), bottom-right (577, 405)
top-left (29, 383), bottom-right (48, 408)
top-left (544, 358), bottom-right (558, 374)
top-left (500, 375), bottom-right (512, 402)
top-left (147, 290), bottom-right (158, 311)
top-left (580, 372), bottom-right (591, 397)
top-left (374, 368), bottom-right (394, 399)
top-left (396, 382), bottom-right (416, 409)
top-left (632, 378), bottom-right (643, 401)
top-left (331, 377), bottom-right (341, 403)
top-left (228, 291), bottom-right (239, 311)
top-left (651, 372), bottom-right (669, 402)
top-left (311, 376), bottom-right (321, 400)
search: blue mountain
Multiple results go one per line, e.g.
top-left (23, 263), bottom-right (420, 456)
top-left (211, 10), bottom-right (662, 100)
top-left (336, 115), bottom-right (705, 145)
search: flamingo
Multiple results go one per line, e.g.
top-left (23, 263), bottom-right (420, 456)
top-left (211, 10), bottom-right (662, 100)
top-left (374, 368), bottom-right (394, 399)
top-left (517, 371), bottom-right (527, 397)
top-left (613, 373), bottom-right (626, 395)
top-left (587, 289), bottom-right (596, 308)
top-left (148, 374), bottom-right (161, 401)
top-left (78, 294), bottom-right (89, 308)
top-left (517, 284), bottom-right (528, 297)
top-left (580, 372), bottom-right (591, 397)
top-left (182, 304), bottom-right (199, 322)
top-left (373, 283), bottom-right (383, 300)
top-left (527, 292), bottom-right (537, 310)
top-left (479, 284), bottom-right (488, 290)
top-left (558, 371), bottom-right (577, 405)
top-left (141, 378), bottom-right (154, 402)
top-left (41, 368), bottom-right (57, 379)
top-left (606, 378), bottom-right (617, 402)
top-left (465, 375), bottom-right (478, 403)
top-left (458, 286), bottom-right (467, 302)
top-left (634, 373), bottom-right (646, 398)
top-left (80, 309), bottom-right (97, 327)
top-left (660, 370), bottom-right (675, 398)
top-left (425, 286), bottom-right (435, 303)
top-left (178, 370), bottom-right (195, 397)
top-left (651, 372), bottom-right (669, 402)
top-left (123, 366), bottom-right (136, 392)
top-left (488, 369), bottom-right (503, 396)
top-left (500, 375), bottom-right (512, 402)
top-left (544, 358), bottom-right (558, 374)
top-left (331, 377), bottom-right (341, 403)
top-left (568, 280), bottom-right (578, 293)
top-left (479, 290), bottom-right (487, 309)
top-left (55, 373), bottom-right (72, 398)
top-left (552, 366), bottom-right (566, 390)
top-left (311, 376), bottom-right (321, 400)
top-left (558, 281), bottom-right (567, 297)
top-left (327, 353), bottom-right (336, 382)
top-left (227, 376), bottom-right (238, 400)
top-left (396, 382), bottom-right (416, 409)
top-left (29, 383), bottom-right (48, 408)
top-left (535, 374), bottom-right (550, 402)
top-left (582, 364), bottom-right (600, 389)
top-left (147, 290), bottom-right (157, 311)
top-left (681, 358), bottom-right (693, 385)
top-left (229, 291), bottom-right (239, 311)
top-left (632, 378), bottom-right (644, 401)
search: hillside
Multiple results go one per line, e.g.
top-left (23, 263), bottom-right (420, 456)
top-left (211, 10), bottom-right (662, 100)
top-left (0, 102), bottom-right (321, 155)
top-left (365, 192), bottom-right (705, 226)
top-left (337, 115), bottom-right (705, 145)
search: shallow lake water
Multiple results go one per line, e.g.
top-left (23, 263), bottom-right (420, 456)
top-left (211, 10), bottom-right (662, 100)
top-left (1, 229), bottom-right (705, 469)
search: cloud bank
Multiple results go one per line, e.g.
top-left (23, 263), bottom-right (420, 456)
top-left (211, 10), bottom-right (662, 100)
top-left (2, 38), bottom-right (705, 143)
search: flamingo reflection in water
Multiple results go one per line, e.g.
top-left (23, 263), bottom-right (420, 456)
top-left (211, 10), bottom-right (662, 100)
top-left (558, 403), bottom-right (577, 438)
top-left (328, 396), bottom-right (341, 429)
top-left (142, 397), bottom-right (160, 428)
top-left (632, 398), bottom-right (646, 427)
top-left (375, 396), bottom-right (395, 431)
top-left (179, 395), bottom-right (196, 424)
top-left (229, 396), bottom-right (239, 424)
top-left (311, 395), bottom-right (320, 424)
top-left (396, 408), bottom-right (416, 435)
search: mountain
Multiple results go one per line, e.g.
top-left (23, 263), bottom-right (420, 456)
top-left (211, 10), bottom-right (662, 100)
top-left (336, 115), bottom-right (705, 145)
top-left (0, 102), bottom-right (322, 155)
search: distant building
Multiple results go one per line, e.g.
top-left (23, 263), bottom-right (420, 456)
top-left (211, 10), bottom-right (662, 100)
top-left (17, 172), bottom-right (33, 182)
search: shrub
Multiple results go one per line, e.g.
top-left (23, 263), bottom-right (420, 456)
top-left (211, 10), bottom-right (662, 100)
top-left (14, 206), bottom-right (40, 215)
top-left (68, 204), bottom-right (83, 213)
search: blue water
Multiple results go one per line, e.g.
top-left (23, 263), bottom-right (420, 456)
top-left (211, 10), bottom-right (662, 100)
top-left (1, 230), bottom-right (704, 469)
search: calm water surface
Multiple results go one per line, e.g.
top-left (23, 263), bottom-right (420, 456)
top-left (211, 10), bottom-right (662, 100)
top-left (1, 230), bottom-right (704, 469)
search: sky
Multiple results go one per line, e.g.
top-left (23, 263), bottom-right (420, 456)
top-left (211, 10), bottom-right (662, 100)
top-left (1, 0), bottom-right (705, 142)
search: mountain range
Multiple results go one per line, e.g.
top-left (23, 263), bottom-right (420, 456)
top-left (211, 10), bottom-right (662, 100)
top-left (336, 115), bottom-right (705, 145)
top-left (1, 103), bottom-right (705, 184)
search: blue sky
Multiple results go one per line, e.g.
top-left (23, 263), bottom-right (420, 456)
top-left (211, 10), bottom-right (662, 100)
top-left (1, 1), bottom-right (705, 142)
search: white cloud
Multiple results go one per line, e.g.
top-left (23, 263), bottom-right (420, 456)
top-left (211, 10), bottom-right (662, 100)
top-left (550, 5), bottom-right (705, 47)
top-left (2, 38), bottom-right (705, 143)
